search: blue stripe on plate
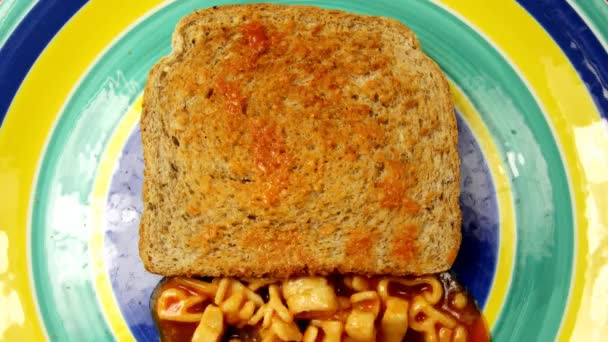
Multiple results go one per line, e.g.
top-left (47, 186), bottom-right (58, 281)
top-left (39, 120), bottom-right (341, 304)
top-left (518, 0), bottom-right (608, 120)
top-left (0, 0), bottom-right (88, 126)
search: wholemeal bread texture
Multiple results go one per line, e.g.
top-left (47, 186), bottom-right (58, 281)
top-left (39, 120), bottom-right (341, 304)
top-left (139, 3), bottom-right (461, 278)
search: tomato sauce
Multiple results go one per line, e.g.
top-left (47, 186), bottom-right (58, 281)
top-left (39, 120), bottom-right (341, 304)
top-left (152, 279), bottom-right (199, 342)
top-left (151, 273), bottom-right (490, 342)
top-left (240, 21), bottom-right (269, 55)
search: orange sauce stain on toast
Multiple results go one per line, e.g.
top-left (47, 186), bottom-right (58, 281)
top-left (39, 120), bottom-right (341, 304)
top-left (377, 160), bottom-right (420, 213)
top-left (215, 79), bottom-right (247, 116)
top-left (240, 21), bottom-right (269, 55)
top-left (391, 224), bottom-right (419, 266)
top-left (250, 118), bottom-right (291, 206)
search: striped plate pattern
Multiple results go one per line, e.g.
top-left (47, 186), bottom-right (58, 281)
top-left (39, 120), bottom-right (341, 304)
top-left (0, 0), bottom-right (607, 341)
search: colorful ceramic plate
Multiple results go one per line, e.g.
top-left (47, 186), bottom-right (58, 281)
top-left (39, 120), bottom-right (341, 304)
top-left (1, 0), bottom-right (607, 341)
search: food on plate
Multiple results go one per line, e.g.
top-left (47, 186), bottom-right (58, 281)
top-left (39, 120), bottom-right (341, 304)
top-left (139, 3), bottom-right (482, 341)
top-left (151, 273), bottom-right (490, 342)
top-left (139, 3), bottom-right (460, 278)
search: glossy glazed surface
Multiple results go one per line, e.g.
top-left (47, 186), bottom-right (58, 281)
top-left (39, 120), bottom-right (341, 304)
top-left (0, 0), bottom-right (606, 341)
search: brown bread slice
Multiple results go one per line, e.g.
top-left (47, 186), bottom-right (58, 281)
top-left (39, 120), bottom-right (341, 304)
top-left (139, 3), bottom-right (461, 278)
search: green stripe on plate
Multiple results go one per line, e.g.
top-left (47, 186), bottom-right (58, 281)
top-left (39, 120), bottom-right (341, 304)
top-left (0, 0), bottom-right (37, 47)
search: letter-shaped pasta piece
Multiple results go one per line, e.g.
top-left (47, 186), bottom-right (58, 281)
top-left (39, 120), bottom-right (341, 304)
top-left (263, 306), bottom-right (275, 329)
top-left (377, 279), bottom-right (391, 300)
top-left (192, 305), bottom-right (224, 342)
top-left (344, 276), bottom-right (371, 291)
top-left (260, 328), bottom-right (281, 342)
top-left (453, 326), bottom-right (468, 342)
top-left (283, 277), bottom-right (338, 315)
top-left (303, 325), bottom-right (319, 342)
top-left (215, 278), bottom-right (264, 308)
top-left (391, 276), bottom-right (443, 305)
top-left (269, 285), bottom-right (293, 322)
top-left (244, 278), bottom-right (277, 291)
top-left (214, 278), bottom-right (232, 305)
top-left (270, 317), bottom-right (303, 341)
top-left (350, 291), bottom-right (380, 316)
top-left (345, 310), bottom-right (376, 341)
top-left (380, 297), bottom-right (409, 342)
top-left (438, 327), bottom-right (452, 342)
top-left (230, 279), bottom-right (264, 305)
top-left (238, 300), bottom-right (256, 324)
top-left (250, 285), bottom-right (293, 328)
top-left (175, 277), bottom-right (218, 297)
top-left (409, 295), bottom-right (457, 342)
top-left (248, 304), bottom-right (269, 326)
top-left (157, 288), bottom-right (204, 322)
top-left (311, 320), bottom-right (343, 342)
top-left (451, 292), bottom-right (467, 310)
top-left (220, 291), bottom-right (245, 324)
top-left (377, 276), bottom-right (441, 307)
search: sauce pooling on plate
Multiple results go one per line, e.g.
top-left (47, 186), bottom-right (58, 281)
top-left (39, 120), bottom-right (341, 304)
top-left (151, 272), bottom-right (490, 342)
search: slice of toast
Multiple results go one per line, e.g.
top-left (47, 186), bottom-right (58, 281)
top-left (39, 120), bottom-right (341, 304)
top-left (140, 3), bottom-right (461, 278)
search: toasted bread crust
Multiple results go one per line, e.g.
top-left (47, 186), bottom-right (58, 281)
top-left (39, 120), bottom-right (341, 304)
top-left (140, 4), bottom-right (461, 278)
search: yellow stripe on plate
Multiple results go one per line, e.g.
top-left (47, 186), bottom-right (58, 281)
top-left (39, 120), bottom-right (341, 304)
top-left (438, 0), bottom-right (608, 340)
top-left (449, 81), bottom-right (516, 329)
top-left (90, 99), bottom-right (143, 342)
